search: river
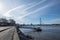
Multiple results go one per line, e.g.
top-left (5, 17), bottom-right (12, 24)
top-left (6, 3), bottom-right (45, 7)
top-left (19, 26), bottom-right (60, 40)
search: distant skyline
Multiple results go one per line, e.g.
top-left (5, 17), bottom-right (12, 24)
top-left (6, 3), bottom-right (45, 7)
top-left (0, 0), bottom-right (60, 24)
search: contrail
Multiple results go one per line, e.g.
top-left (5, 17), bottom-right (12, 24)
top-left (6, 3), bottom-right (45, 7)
top-left (4, 0), bottom-right (46, 17)
top-left (19, 3), bottom-right (54, 19)
top-left (4, 3), bottom-right (35, 17)
top-left (4, 5), bottom-right (25, 17)
top-left (23, 0), bottom-right (46, 11)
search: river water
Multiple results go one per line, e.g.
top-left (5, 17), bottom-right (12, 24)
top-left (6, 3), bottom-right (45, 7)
top-left (19, 26), bottom-right (60, 40)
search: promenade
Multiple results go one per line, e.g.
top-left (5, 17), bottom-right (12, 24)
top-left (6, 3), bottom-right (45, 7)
top-left (0, 26), bottom-right (19, 40)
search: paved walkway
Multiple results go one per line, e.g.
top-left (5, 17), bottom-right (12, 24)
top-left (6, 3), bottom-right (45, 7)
top-left (0, 27), bottom-right (10, 31)
top-left (0, 27), bottom-right (19, 40)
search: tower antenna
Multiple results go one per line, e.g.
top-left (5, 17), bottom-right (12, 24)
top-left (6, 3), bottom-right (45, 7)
top-left (40, 18), bottom-right (41, 25)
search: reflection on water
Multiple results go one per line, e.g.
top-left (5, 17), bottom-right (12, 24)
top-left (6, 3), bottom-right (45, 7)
top-left (19, 26), bottom-right (60, 40)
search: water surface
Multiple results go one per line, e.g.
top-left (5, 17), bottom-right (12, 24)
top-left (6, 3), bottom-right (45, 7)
top-left (19, 26), bottom-right (60, 40)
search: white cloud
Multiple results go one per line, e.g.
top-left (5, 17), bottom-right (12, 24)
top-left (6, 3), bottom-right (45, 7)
top-left (3, 5), bottom-right (26, 17)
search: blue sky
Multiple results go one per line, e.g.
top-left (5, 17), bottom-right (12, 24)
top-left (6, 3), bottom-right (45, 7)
top-left (0, 0), bottom-right (60, 24)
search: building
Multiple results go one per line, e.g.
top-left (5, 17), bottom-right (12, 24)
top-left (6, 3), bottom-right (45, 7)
top-left (8, 19), bottom-right (16, 26)
top-left (0, 18), bottom-right (8, 26)
top-left (0, 18), bottom-right (16, 26)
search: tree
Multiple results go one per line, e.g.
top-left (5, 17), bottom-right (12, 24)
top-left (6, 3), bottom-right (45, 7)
top-left (8, 19), bottom-right (16, 25)
top-left (0, 18), bottom-right (8, 26)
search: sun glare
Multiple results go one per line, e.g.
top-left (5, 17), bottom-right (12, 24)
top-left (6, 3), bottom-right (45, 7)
top-left (0, 3), bottom-right (4, 11)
